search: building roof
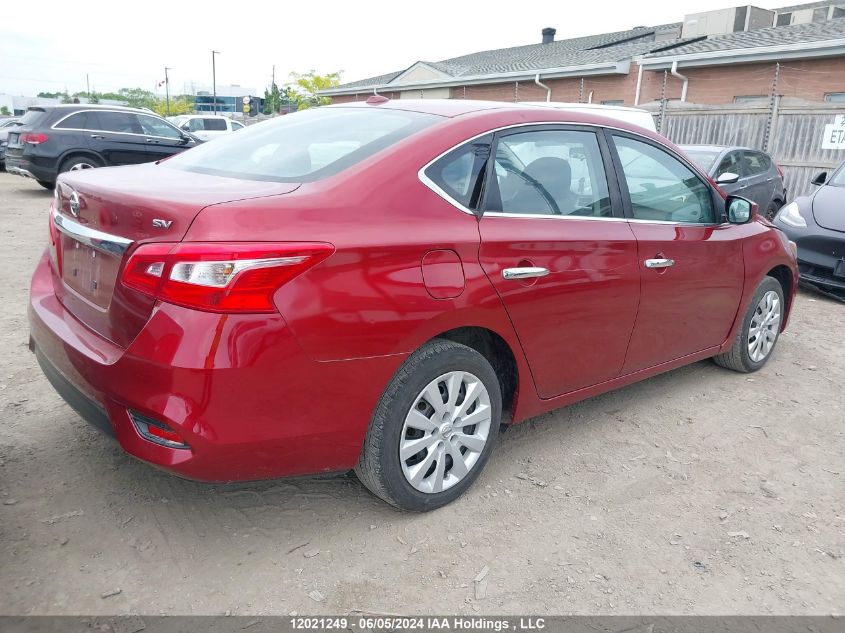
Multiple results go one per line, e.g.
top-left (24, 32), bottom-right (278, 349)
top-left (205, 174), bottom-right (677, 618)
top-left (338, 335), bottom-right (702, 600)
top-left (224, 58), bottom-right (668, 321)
top-left (330, 24), bottom-right (687, 93)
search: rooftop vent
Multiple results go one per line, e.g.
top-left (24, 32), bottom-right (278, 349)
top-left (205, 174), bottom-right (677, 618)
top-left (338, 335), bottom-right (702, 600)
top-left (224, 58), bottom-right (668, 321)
top-left (542, 27), bottom-right (556, 44)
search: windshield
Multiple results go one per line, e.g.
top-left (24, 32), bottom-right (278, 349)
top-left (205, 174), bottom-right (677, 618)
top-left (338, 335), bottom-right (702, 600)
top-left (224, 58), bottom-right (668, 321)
top-left (830, 163), bottom-right (845, 186)
top-left (681, 148), bottom-right (721, 173)
top-left (165, 107), bottom-right (440, 183)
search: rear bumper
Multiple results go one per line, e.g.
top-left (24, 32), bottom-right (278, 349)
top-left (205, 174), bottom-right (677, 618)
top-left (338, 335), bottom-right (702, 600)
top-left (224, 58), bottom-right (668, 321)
top-left (29, 251), bottom-right (400, 482)
top-left (5, 153), bottom-right (55, 183)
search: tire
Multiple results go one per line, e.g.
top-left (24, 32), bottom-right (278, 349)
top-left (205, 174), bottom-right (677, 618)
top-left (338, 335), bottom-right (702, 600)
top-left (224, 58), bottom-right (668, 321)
top-left (713, 276), bottom-right (784, 373)
top-left (355, 339), bottom-right (502, 511)
top-left (59, 155), bottom-right (101, 174)
top-left (765, 200), bottom-right (782, 221)
top-left (36, 180), bottom-right (55, 190)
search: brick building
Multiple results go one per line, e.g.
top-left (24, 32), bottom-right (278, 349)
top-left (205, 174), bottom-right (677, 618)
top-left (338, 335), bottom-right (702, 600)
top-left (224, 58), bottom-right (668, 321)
top-left (321, 2), bottom-right (845, 107)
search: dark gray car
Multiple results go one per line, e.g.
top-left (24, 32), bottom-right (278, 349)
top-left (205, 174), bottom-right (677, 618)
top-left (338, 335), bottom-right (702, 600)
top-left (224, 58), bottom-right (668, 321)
top-left (681, 145), bottom-right (787, 219)
top-left (773, 162), bottom-right (845, 301)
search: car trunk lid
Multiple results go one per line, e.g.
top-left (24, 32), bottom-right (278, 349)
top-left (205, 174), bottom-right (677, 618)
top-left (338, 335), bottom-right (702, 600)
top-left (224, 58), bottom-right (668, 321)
top-left (812, 185), bottom-right (845, 233)
top-left (51, 163), bottom-right (300, 347)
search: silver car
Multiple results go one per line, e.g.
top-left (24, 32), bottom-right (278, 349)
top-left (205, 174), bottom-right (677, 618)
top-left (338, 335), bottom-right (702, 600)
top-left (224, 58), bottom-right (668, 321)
top-left (680, 145), bottom-right (787, 219)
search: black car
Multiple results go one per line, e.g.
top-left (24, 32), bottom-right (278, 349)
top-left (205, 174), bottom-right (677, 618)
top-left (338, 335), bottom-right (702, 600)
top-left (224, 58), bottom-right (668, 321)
top-left (773, 162), bottom-right (845, 300)
top-left (4, 105), bottom-right (199, 189)
top-left (680, 144), bottom-right (787, 219)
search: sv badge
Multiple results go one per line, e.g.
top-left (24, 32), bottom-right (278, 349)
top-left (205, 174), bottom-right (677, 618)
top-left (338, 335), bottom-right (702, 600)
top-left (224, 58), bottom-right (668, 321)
top-left (152, 219), bottom-right (173, 229)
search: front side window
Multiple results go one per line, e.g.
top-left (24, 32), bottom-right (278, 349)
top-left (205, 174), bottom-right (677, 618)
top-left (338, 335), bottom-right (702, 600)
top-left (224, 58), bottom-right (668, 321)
top-left (613, 135), bottom-right (715, 224)
top-left (138, 115), bottom-right (182, 138)
top-left (54, 112), bottom-right (91, 130)
top-left (716, 151), bottom-right (742, 178)
top-left (424, 135), bottom-right (491, 210)
top-left (486, 129), bottom-right (611, 217)
top-left (231, 121), bottom-right (245, 130)
top-left (742, 151), bottom-right (771, 176)
top-left (165, 107), bottom-right (439, 183)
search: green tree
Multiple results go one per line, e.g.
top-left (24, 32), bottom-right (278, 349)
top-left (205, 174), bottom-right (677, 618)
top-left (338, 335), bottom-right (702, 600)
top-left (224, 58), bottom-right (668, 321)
top-left (289, 71), bottom-right (342, 109)
top-left (0, 106), bottom-right (10, 116)
top-left (115, 87), bottom-right (157, 110)
top-left (152, 95), bottom-right (195, 117)
top-left (263, 84), bottom-right (299, 114)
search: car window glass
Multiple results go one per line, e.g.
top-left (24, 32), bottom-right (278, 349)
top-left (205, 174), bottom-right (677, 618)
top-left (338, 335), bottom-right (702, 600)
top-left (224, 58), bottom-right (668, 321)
top-left (742, 152), bottom-right (770, 176)
top-left (232, 121), bottom-right (245, 130)
top-left (613, 135), bottom-right (715, 224)
top-left (54, 112), bottom-right (90, 130)
top-left (716, 152), bottom-right (741, 177)
top-left (425, 136), bottom-right (491, 209)
top-left (96, 111), bottom-right (142, 134)
top-left (204, 118), bottom-right (228, 131)
top-left (138, 115), bottom-right (182, 138)
top-left (487, 129), bottom-right (611, 217)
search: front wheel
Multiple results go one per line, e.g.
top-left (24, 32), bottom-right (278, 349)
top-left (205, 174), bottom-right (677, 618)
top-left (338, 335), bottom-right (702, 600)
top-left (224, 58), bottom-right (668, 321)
top-left (713, 276), bottom-right (784, 373)
top-left (355, 339), bottom-right (502, 511)
top-left (766, 200), bottom-right (782, 221)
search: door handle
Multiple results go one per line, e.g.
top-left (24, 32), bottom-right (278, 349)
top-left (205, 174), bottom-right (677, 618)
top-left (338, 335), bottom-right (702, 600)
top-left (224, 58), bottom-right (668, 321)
top-left (90, 134), bottom-right (105, 140)
top-left (644, 258), bottom-right (675, 269)
top-left (502, 267), bottom-right (550, 280)
top-left (145, 138), bottom-right (156, 143)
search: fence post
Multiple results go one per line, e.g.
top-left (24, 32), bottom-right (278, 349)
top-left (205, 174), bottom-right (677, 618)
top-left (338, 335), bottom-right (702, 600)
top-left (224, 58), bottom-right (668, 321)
top-left (763, 62), bottom-right (780, 152)
top-left (658, 70), bottom-right (668, 135)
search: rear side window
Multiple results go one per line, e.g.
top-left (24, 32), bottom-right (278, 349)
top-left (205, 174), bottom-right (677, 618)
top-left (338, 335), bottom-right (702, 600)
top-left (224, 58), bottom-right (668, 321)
top-left (165, 107), bottom-right (440, 183)
top-left (424, 135), bottom-right (491, 210)
top-left (96, 111), bottom-right (141, 134)
top-left (54, 112), bottom-right (91, 130)
top-left (203, 118), bottom-right (228, 131)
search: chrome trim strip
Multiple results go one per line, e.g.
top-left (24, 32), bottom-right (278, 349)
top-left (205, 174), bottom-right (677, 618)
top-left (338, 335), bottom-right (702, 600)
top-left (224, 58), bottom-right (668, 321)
top-left (484, 211), bottom-right (626, 222)
top-left (52, 207), bottom-right (133, 255)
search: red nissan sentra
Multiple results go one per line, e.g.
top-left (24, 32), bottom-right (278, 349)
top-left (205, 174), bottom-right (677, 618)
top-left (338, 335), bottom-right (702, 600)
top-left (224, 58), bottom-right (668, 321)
top-left (29, 98), bottom-right (798, 511)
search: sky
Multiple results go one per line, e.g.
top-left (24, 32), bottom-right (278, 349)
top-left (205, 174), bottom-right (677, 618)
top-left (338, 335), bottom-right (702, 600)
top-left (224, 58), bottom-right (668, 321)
top-left (0, 0), bottom-right (792, 98)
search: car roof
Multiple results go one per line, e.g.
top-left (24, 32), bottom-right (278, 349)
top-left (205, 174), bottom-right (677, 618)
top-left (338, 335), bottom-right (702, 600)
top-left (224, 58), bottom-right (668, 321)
top-left (327, 98), bottom-right (533, 118)
top-left (679, 144), bottom-right (754, 153)
top-left (30, 104), bottom-right (157, 115)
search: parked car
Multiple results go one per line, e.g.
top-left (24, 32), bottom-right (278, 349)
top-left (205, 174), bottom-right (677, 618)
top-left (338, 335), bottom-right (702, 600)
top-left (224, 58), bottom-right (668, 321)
top-left (5, 105), bottom-right (200, 190)
top-left (0, 117), bottom-right (22, 170)
top-left (680, 145), bottom-right (787, 219)
top-left (522, 102), bottom-right (657, 132)
top-left (773, 161), bottom-right (845, 301)
top-left (29, 98), bottom-right (798, 511)
top-left (171, 114), bottom-right (245, 141)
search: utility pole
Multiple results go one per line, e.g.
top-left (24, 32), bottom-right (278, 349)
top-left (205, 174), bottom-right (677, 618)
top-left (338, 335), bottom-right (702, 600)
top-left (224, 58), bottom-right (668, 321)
top-left (86, 74), bottom-right (91, 100)
top-left (164, 67), bottom-right (171, 116)
top-left (212, 50), bottom-right (220, 114)
top-left (271, 65), bottom-right (276, 114)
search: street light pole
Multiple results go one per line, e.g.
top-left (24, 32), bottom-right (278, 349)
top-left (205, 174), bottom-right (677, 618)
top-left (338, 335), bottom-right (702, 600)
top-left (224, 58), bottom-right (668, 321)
top-left (164, 67), bottom-right (171, 116)
top-left (211, 50), bottom-right (220, 114)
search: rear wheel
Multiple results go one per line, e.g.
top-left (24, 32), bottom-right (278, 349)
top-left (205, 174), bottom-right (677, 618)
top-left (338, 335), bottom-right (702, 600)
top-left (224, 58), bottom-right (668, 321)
top-left (60, 155), bottom-right (101, 174)
top-left (766, 200), bottom-right (782, 221)
top-left (355, 339), bottom-right (501, 511)
top-left (713, 276), bottom-right (784, 373)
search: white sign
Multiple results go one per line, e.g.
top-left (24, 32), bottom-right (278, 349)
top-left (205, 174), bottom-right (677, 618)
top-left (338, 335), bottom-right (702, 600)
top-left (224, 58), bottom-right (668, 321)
top-left (242, 96), bottom-right (250, 105)
top-left (822, 123), bottom-right (845, 150)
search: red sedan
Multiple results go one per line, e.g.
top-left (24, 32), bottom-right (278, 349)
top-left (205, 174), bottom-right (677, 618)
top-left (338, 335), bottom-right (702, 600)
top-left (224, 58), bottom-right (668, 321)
top-left (29, 99), bottom-right (798, 511)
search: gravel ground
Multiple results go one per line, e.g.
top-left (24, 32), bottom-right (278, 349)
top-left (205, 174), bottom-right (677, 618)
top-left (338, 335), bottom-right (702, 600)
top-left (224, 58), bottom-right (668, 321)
top-left (0, 171), bottom-right (842, 616)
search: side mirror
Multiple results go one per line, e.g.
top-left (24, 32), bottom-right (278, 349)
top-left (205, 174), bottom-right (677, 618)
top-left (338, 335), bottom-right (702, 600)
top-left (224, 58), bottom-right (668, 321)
top-left (811, 172), bottom-right (827, 186)
top-left (716, 172), bottom-right (740, 185)
top-left (726, 196), bottom-right (754, 224)
top-left (178, 134), bottom-right (193, 145)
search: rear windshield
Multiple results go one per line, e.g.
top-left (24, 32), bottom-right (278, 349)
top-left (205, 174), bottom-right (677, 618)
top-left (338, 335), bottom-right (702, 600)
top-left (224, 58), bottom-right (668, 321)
top-left (19, 108), bottom-right (51, 127)
top-left (165, 107), bottom-right (441, 183)
top-left (682, 149), bottom-right (721, 173)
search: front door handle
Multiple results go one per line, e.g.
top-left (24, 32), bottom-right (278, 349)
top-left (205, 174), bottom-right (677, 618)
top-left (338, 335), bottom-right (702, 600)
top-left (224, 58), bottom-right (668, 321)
top-left (644, 258), bottom-right (675, 269)
top-left (502, 267), bottom-right (549, 280)
top-left (90, 134), bottom-right (105, 140)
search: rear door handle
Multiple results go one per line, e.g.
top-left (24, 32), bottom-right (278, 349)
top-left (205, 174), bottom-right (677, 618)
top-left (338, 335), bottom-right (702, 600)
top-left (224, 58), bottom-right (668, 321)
top-left (502, 267), bottom-right (549, 280)
top-left (90, 134), bottom-right (105, 140)
top-left (644, 258), bottom-right (675, 269)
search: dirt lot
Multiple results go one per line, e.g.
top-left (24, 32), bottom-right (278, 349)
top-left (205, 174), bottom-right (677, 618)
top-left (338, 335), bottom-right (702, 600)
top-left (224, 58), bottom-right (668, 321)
top-left (0, 171), bottom-right (842, 616)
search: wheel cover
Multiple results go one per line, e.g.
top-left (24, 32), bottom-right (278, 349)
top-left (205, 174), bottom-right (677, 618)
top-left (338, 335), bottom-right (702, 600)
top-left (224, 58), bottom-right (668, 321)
top-left (399, 371), bottom-right (492, 494)
top-left (68, 162), bottom-right (95, 171)
top-left (748, 290), bottom-right (781, 362)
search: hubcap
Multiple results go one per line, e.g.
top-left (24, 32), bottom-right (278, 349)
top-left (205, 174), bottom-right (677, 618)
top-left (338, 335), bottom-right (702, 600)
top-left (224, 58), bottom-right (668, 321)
top-left (400, 371), bottom-right (492, 494)
top-left (748, 290), bottom-right (781, 362)
top-left (69, 162), bottom-right (95, 171)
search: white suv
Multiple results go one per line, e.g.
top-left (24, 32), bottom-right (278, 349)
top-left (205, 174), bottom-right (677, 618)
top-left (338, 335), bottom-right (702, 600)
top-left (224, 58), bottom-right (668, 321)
top-left (171, 115), bottom-right (245, 141)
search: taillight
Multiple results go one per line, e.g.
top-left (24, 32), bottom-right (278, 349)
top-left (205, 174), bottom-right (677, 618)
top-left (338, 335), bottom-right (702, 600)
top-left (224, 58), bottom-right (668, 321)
top-left (21, 132), bottom-right (48, 144)
top-left (121, 242), bottom-right (333, 313)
